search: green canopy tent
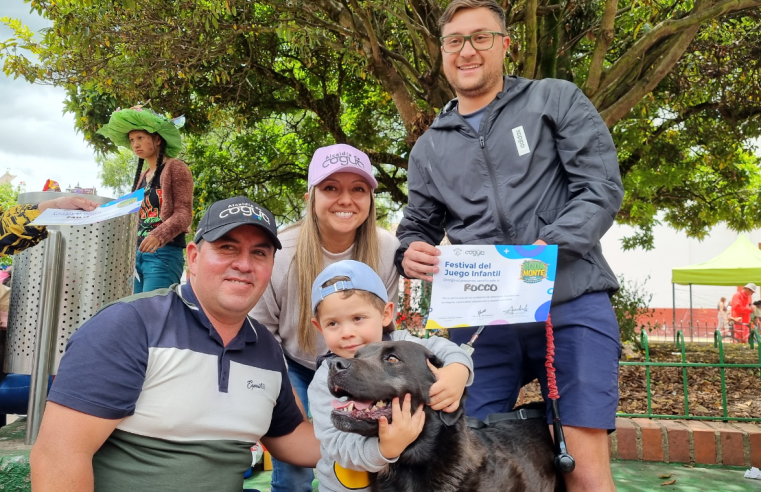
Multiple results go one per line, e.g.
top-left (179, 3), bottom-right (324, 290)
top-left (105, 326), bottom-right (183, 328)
top-left (671, 235), bottom-right (761, 333)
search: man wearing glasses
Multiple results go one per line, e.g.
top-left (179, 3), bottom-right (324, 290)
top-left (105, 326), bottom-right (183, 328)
top-left (395, 1), bottom-right (623, 491)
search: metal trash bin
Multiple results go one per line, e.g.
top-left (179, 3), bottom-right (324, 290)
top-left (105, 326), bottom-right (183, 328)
top-left (3, 191), bottom-right (138, 375)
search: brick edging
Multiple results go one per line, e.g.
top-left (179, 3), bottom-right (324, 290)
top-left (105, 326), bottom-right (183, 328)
top-left (610, 418), bottom-right (760, 467)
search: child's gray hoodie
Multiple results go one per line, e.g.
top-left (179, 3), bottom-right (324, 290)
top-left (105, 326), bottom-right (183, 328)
top-left (306, 330), bottom-right (474, 492)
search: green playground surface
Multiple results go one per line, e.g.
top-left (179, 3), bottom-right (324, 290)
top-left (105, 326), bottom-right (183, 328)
top-left (242, 460), bottom-right (759, 491)
top-left (1, 420), bottom-right (758, 491)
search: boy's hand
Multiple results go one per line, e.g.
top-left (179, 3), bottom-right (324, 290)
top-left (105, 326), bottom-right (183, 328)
top-left (427, 361), bottom-right (469, 412)
top-left (378, 394), bottom-right (425, 459)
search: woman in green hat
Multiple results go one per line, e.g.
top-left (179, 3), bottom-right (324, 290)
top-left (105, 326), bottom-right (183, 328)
top-left (98, 107), bottom-right (193, 293)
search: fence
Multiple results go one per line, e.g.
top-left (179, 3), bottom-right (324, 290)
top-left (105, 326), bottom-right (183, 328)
top-left (618, 329), bottom-right (761, 423)
top-left (645, 321), bottom-right (754, 343)
top-left (397, 279), bottom-right (761, 422)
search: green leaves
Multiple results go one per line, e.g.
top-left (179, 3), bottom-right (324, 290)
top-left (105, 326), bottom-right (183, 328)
top-left (96, 148), bottom-right (137, 197)
top-left (3, 0), bottom-right (761, 248)
top-left (612, 275), bottom-right (654, 347)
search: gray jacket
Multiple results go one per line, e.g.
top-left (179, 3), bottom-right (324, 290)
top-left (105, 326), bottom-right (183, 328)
top-left (307, 331), bottom-right (474, 492)
top-left (396, 76), bottom-right (624, 305)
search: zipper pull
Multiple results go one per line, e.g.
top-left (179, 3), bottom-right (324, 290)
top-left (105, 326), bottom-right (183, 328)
top-left (479, 136), bottom-right (485, 148)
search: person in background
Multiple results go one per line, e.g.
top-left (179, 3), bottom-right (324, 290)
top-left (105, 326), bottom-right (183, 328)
top-left (718, 297), bottom-right (728, 335)
top-left (0, 195), bottom-right (100, 424)
top-left (0, 196), bottom-right (98, 255)
top-left (751, 300), bottom-right (761, 331)
top-left (98, 107), bottom-right (193, 293)
top-left (730, 283), bottom-right (755, 343)
top-left (251, 144), bottom-right (400, 492)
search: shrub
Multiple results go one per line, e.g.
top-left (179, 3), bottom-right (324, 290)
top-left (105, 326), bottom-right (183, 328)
top-left (611, 275), bottom-right (654, 347)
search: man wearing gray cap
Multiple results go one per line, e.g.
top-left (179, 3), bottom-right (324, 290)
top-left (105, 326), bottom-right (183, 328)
top-left (730, 283), bottom-right (756, 343)
top-left (31, 197), bottom-right (319, 491)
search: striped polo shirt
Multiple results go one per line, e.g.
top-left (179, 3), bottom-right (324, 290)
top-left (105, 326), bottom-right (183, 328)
top-left (48, 283), bottom-right (303, 492)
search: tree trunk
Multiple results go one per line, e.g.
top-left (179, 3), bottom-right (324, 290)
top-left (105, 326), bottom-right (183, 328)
top-left (522, 0), bottom-right (539, 78)
top-left (583, 0), bottom-right (619, 95)
top-left (536, 0), bottom-right (562, 79)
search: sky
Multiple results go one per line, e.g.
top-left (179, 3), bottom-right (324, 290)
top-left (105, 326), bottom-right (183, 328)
top-left (0, 1), bottom-right (103, 195)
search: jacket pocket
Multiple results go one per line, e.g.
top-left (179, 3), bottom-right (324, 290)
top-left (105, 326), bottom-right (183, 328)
top-left (536, 206), bottom-right (563, 226)
top-left (582, 246), bottom-right (619, 289)
top-left (516, 206), bottom-right (564, 244)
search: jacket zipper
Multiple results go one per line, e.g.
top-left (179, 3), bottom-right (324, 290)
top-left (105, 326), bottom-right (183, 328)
top-left (479, 135), bottom-right (514, 243)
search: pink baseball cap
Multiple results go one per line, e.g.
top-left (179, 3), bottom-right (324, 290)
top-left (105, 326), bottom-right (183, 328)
top-left (307, 144), bottom-right (378, 189)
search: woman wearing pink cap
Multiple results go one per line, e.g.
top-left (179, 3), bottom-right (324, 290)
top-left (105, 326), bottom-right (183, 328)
top-left (250, 143), bottom-right (400, 491)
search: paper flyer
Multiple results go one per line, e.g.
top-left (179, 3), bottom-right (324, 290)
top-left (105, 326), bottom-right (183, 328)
top-left (425, 244), bottom-right (558, 329)
top-left (30, 189), bottom-right (144, 226)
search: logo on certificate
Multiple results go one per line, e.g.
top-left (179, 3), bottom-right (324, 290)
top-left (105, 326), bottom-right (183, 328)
top-left (118, 197), bottom-right (138, 208)
top-left (519, 260), bottom-right (548, 284)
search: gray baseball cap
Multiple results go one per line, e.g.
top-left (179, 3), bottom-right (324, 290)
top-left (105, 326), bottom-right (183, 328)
top-left (194, 197), bottom-right (281, 249)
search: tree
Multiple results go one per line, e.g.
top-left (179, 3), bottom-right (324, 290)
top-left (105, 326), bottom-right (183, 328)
top-left (0, 181), bottom-right (25, 266)
top-left (0, 182), bottom-right (23, 212)
top-left (187, 119), bottom-right (400, 229)
top-left (3, 0), bottom-right (761, 247)
top-left (96, 147), bottom-right (137, 197)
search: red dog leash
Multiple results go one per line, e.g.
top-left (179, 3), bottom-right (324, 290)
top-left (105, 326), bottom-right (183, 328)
top-left (460, 315), bottom-right (575, 473)
top-left (545, 315), bottom-right (576, 473)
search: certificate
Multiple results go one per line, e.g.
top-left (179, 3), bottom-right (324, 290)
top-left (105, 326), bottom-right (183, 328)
top-left (425, 245), bottom-right (558, 329)
top-left (30, 189), bottom-right (145, 226)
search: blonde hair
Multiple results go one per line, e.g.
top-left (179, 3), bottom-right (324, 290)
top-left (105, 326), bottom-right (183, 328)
top-left (293, 188), bottom-right (380, 354)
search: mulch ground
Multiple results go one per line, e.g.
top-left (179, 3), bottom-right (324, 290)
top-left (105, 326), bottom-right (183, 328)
top-left (519, 342), bottom-right (761, 419)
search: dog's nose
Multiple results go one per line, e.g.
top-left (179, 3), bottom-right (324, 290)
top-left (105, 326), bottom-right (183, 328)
top-left (330, 358), bottom-right (352, 372)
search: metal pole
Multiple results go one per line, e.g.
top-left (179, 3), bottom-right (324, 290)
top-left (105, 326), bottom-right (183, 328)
top-left (689, 284), bottom-right (694, 343)
top-left (26, 230), bottom-right (63, 445)
top-left (672, 283), bottom-right (676, 344)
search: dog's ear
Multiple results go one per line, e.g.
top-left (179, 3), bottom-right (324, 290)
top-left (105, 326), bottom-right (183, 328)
top-left (427, 353), bottom-right (445, 369)
top-left (436, 405), bottom-right (464, 427)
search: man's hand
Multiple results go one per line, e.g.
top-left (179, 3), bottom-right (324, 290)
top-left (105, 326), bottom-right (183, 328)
top-left (38, 196), bottom-right (99, 213)
top-left (139, 235), bottom-right (162, 253)
top-left (401, 241), bottom-right (440, 282)
top-left (378, 394), bottom-right (425, 459)
top-left (533, 239), bottom-right (548, 246)
top-left (427, 361), bottom-right (469, 412)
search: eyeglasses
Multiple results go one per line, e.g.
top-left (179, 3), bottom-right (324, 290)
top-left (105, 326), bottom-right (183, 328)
top-left (440, 31), bottom-right (506, 53)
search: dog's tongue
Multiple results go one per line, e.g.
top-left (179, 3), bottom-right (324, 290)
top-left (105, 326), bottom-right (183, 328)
top-left (331, 399), bottom-right (374, 410)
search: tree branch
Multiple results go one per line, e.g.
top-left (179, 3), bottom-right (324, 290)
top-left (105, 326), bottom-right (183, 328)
top-left (583, 0), bottom-right (619, 95)
top-left (594, 0), bottom-right (761, 100)
top-left (600, 16), bottom-right (705, 125)
top-left (365, 150), bottom-right (408, 170)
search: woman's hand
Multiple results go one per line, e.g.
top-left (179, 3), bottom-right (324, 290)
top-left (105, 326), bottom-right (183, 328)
top-left (38, 196), bottom-right (99, 213)
top-left (139, 235), bottom-right (162, 253)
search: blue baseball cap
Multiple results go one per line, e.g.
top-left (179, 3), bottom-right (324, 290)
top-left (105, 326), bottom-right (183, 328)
top-left (311, 260), bottom-right (388, 313)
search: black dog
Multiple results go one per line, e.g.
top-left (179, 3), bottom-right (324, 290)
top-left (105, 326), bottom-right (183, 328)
top-left (328, 340), bottom-right (563, 492)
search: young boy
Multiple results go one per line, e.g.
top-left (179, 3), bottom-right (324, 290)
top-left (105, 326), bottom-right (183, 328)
top-left (307, 260), bottom-right (474, 492)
